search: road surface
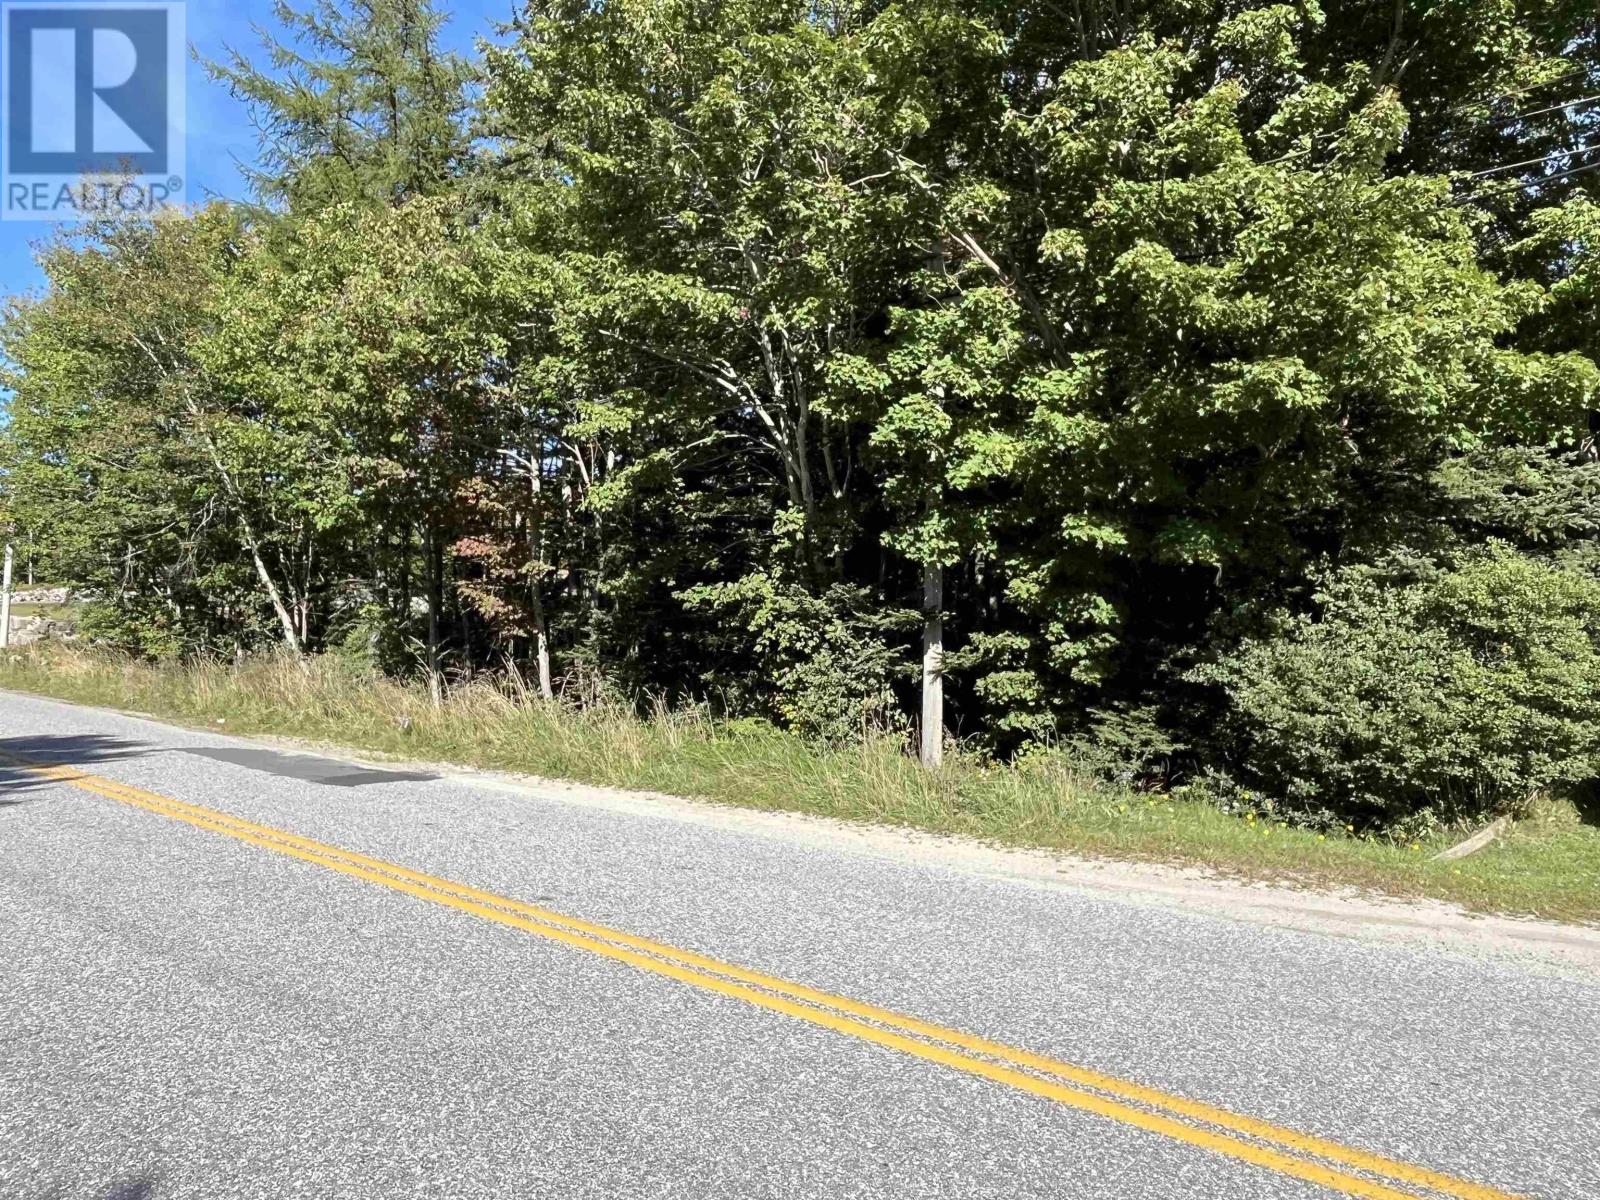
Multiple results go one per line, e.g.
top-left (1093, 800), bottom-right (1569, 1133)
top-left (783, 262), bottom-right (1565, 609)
top-left (1, 690), bottom-right (1596, 1199)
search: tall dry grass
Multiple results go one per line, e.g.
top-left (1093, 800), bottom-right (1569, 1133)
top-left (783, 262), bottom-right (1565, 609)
top-left (4, 643), bottom-right (1597, 921)
top-left (0, 644), bottom-right (1107, 838)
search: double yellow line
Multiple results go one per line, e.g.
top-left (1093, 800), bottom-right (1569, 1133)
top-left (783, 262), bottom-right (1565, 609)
top-left (6, 752), bottom-right (1521, 1200)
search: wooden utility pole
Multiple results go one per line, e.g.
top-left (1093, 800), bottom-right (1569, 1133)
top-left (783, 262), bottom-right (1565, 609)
top-left (920, 562), bottom-right (944, 769)
top-left (0, 544), bottom-right (13, 650)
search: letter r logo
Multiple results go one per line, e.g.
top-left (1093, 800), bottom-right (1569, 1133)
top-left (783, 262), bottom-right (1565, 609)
top-left (4, 4), bottom-right (174, 175)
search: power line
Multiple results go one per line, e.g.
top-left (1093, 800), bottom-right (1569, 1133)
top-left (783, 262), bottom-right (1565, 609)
top-left (1262, 74), bottom-right (1598, 167)
top-left (1482, 92), bottom-right (1600, 128)
top-left (1452, 157), bottom-right (1600, 205)
top-left (1434, 64), bottom-right (1591, 122)
top-left (1466, 141), bottom-right (1600, 179)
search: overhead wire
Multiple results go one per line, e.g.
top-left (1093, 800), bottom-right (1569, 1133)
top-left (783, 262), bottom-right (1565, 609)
top-left (1433, 64), bottom-right (1591, 122)
top-left (1447, 88), bottom-right (1600, 201)
top-left (1452, 157), bottom-right (1600, 206)
top-left (1479, 92), bottom-right (1600, 127)
top-left (1262, 72), bottom-right (1598, 167)
top-left (1465, 142), bottom-right (1600, 180)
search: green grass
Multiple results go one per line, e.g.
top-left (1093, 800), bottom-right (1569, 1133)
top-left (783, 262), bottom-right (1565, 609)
top-left (2, 644), bottom-right (1596, 924)
top-left (6, 603), bottom-right (75, 619)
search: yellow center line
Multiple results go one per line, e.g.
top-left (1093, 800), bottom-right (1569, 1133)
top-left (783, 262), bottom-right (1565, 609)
top-left (5, 752), bottom-right (1523, 1200)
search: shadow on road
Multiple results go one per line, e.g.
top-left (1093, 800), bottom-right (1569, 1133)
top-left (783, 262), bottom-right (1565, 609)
top-left (0, 733), bottom-right (152, 805)
top-left (0, 731), bottom-right (435, 805)
top-left (38, 1172), bottom-right (162, 1200)
top-left (177, 745), bottom-right (437, 788)
top-left (100, 1176), bottom-right (160, 1200)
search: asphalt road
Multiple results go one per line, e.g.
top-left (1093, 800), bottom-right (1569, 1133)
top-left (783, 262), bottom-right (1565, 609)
top-left (1, 690), bottom-right (1597, 1200)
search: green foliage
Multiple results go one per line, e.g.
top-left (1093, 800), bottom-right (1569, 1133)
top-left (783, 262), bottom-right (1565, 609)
top-left (205, 0), bottom-right (475, 210)
top-left (5, 0), bottom-right (1600, 831)
top-left (1200, 548), bottom-right (1600, 829)
top-left (329, 602), bottom-right (416, 674)
top-left (877, 22), bottom-right (1599, 744)
top-left (0, 208), bottom-right (308, 656)
top-left (72, 600), bottom-right (188, 661)
top-left (680, 573), bottom-right (917, 742)
top-left (1434, 448), bottom-right (1600, 577)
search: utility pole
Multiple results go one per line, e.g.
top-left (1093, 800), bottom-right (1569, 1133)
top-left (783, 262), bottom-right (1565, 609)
top-left (920, 562), bottom-right (944, 769)
top-left (0, 544), bottom-right (13, 650)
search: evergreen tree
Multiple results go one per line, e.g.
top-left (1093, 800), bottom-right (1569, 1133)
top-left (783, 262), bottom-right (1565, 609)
top-left (207, 0), bottom-right (476, 210)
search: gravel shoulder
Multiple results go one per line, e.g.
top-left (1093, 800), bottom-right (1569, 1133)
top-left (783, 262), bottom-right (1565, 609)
top-left (18, 686), bottom-right (1600, 977)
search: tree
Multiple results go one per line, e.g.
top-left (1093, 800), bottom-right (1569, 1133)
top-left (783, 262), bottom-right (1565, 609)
top-left (7, 0), bottom-right (1600, 827)
top-left (207, 0), bottom-right (476, 210)
top-left (0, 209), bottom-right (344, 655)
top-left (861, 12), bottom-right (1599, 748)
top-left (482, 0), bottom-right (961, 722)
top-left (203, 196), bottom-right (508, 673)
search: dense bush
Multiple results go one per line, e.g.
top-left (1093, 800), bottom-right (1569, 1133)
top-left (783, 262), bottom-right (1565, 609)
top-left (1199, 547), bottom-right (1600, 830)
top-left (679, 574), bottom-right (917, 742)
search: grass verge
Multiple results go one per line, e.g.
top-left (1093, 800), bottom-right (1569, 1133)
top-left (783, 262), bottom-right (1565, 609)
top-left (2, 644), bottom-right (1596, 924)
top-left (6, 603), bottom-right (76, 620)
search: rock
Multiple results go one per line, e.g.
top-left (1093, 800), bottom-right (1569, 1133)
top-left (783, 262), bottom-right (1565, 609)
top-left (9, 587), bottom-right (71, 606)
top-left (7, 615), bottom-right (67, 645)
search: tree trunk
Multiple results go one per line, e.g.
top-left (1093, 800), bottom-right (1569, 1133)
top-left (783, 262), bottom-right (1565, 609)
top-left (397, 523), bottom-right (412, 625)
top-left (248, 540), bottom-right (303, 656)
top-left (0, 544), bottom-right (13, 650)
top-left (186, 399), bottom-right (302, 655)
top-left (920, 562), bottom-right (944, 769)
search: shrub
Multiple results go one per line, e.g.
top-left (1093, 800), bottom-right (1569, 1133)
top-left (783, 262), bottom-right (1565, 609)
top-left (1196, 546), bottom-right (1600, 829)
top-left (677, 572), bottom-right (917, 743)
top-left (74, 598), bottom-right (188, 660)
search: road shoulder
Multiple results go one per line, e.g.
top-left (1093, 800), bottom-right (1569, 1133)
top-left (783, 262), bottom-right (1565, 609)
top-left (9, 686), bottom-right (1597, 978)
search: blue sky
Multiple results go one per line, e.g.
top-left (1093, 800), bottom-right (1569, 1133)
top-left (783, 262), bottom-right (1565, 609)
top-left (0, 0), bottom-right (513, 298)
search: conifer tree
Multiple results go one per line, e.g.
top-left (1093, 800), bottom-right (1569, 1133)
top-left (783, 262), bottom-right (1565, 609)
top-left (207, 0), bottom-right (476, 210)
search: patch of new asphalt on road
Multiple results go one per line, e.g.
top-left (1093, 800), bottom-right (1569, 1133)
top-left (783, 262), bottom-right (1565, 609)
top-left (0, 692), bottom-right (1596, 1200)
